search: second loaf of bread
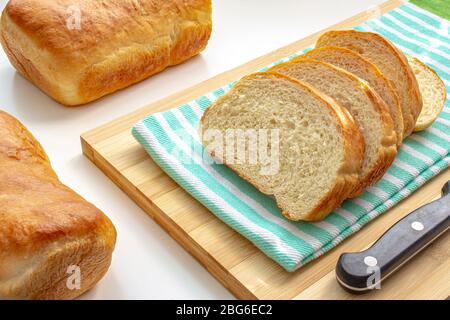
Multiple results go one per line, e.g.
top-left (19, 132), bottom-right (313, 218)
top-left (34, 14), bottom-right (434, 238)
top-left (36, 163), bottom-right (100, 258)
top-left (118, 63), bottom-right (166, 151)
top-left (0, 0), bottom-right (212, 106)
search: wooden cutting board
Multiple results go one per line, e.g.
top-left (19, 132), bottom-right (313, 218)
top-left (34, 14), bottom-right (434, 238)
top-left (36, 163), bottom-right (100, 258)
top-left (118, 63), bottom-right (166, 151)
top-left (81, 0), bottom-right (450, 300)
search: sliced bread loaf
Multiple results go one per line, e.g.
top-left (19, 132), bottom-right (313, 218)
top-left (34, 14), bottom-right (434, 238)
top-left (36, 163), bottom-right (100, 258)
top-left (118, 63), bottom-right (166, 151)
top-left (200, 72), bottom-right (365, 221)
top-left (270, 59), bottom-right (397, 197)
top-left (301, 46), bottom-right (404, 146)
top-left (316, 30), bottom-right (422, 137)
top-left (408, 57), bottom-right (447, 132)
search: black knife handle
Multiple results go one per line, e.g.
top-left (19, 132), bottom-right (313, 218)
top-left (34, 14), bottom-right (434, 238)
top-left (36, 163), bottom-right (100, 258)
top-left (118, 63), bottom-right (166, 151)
top-left (336, 181), bottom-right (450, 293)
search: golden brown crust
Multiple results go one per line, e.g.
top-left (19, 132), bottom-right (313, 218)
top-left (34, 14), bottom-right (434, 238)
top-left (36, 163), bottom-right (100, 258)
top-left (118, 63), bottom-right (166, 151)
top-left (301, 46), bottom-right (404, 147)
top-left (316, 30), bottom-right (422, 137)
top-left (269, 59), bottom-right (397, 198)
top-left (0, 110), bottom-right (116, 299)
top-left (0, 0), bottom-right (212, 106)
top-left (201, 72), bottom-right (365, 222)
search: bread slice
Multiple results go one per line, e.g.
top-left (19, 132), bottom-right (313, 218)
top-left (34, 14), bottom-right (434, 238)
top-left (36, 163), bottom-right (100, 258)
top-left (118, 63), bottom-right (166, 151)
top-left (316, 30), bottom-right (422, 137)
top-left (301, 46), bottom-right (404, 146)
top-left (200, 72), bottom-right (365, 221)
top-left (408, 57), bottom-right (447, 132)
top-left (270, 59), bottom-right (397, 197)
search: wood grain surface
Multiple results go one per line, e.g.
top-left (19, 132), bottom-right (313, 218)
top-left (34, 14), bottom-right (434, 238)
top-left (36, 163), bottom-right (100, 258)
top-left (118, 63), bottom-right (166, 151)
top-left (81, 0), bottom-right (450, 299)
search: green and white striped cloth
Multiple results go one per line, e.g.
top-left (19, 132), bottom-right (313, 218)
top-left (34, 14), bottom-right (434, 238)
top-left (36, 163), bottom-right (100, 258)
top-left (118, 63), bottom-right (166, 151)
top-left (132, 2), bottom-right (450, 272)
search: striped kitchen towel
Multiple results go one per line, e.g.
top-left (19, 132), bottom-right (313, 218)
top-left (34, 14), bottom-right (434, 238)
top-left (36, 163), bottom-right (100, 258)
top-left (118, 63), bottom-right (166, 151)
top-left (132, 1), bottom-right (450, 272)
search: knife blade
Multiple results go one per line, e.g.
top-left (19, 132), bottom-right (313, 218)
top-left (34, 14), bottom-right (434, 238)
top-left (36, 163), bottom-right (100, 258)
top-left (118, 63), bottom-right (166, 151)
top-left (335, 180), bottom-right (450, 293)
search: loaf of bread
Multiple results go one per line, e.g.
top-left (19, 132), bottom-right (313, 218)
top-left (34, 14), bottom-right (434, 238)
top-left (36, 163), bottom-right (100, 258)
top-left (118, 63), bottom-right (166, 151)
top-left (270, 59), bottom-right (398, 198)
top-left (201, 72), bottom-right (365, 221)
top-left (0, 111), bottom-right (116, 299)
top-left (316, 30), bottom-right (422, 137)
top-left (0, 0), bottom-right (212, 106)
top-left (301, 46), bottom-right (404, 146)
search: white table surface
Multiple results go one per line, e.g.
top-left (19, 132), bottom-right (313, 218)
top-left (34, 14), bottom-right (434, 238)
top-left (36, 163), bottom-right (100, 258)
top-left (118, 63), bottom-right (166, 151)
top-left (0, 0), bottom-right (387, 300)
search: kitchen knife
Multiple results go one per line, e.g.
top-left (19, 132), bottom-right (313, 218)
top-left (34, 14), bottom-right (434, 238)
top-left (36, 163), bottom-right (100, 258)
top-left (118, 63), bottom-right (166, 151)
top-left (336, 180), bottom-right (450, 293)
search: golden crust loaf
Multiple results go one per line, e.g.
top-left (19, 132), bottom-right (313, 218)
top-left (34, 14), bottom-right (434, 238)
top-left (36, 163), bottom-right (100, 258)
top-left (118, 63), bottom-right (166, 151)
top-left (0, 0), bottom-right (212, 106)
top-left (0, 110), bottom-right (116, 299)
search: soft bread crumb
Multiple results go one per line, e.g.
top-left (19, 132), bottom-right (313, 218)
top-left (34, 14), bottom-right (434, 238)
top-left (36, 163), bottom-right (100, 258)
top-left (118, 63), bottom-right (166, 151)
top-left (201, 72), bottom-right (364, 221)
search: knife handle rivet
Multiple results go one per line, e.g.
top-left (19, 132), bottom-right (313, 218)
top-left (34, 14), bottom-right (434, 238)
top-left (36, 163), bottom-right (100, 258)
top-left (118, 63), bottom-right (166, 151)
top-left (411, 221), bottom-right (424, 231)
top-left (364, 256), bottom-right (378, 267)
